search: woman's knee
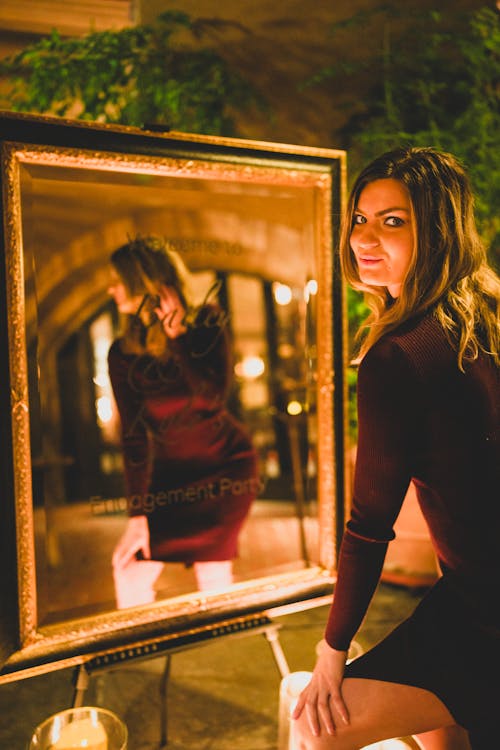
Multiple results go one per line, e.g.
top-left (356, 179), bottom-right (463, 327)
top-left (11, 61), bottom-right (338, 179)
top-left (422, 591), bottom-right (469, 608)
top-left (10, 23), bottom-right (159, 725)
top-left (414, 725), bottom-right (472, 750)
top-left (291, 710), bottom-right (359, 750)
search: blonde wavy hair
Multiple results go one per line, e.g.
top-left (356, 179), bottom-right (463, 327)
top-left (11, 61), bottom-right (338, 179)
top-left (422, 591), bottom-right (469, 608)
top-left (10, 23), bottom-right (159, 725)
top-left (110, 235), bottom-right (192, 358)
top-left (341, 147), bottom-right (500, 369)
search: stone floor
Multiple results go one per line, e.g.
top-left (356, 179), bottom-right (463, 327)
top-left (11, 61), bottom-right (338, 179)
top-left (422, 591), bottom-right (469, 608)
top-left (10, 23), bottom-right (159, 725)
top-left (0, 582), bottom-right (425, 750)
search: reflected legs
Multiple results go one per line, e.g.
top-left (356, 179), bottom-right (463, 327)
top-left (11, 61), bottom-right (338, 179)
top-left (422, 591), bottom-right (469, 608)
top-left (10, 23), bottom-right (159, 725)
top-left (113, 559), bottom-right (163, 609)
top-left (113, 559), bottom-right (234, 608)
top-left (193, 560), bottom-right (233, 591)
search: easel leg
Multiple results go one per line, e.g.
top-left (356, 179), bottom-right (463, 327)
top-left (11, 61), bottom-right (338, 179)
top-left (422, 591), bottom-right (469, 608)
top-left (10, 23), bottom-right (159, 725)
top-left (72, 664), bottom-right (90, 708)
top-left (158, 654), bottom-right (172, 748)
top-left (263, 627), bottom-right (290, 678)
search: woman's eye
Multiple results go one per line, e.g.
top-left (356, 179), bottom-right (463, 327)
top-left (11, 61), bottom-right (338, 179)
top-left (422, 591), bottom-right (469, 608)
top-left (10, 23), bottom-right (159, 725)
top-left (353, 214), bottom-right (366, 225)
top-left (385, 216), bottom-right (404, 227)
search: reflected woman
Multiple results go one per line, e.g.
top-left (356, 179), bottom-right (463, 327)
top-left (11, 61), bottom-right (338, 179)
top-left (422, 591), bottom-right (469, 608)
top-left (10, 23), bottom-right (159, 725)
top-left (107, 236), bottom-right (259, 605)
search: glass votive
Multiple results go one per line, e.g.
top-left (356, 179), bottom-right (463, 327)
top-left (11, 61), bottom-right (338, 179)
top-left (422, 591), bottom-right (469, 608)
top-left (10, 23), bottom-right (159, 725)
top-left (278, 671), bottom-right (312, 750)
top-left (28, 706), bottom-right (128, 750)
top-left (363, 740), bottom-right (413, 749)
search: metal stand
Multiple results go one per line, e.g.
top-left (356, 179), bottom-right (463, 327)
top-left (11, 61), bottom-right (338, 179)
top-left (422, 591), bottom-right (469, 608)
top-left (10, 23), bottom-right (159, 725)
top-left (71, 612), bottom-right (290, 748)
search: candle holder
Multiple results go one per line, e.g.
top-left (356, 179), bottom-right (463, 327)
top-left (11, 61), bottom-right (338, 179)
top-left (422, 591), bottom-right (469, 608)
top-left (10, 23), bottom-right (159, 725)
top-left (28, 706), bottom-right (127, 750)
top-left (278, 641), bottom-right (364, 750)
top-left (278, 671), bottom-right (312, 750)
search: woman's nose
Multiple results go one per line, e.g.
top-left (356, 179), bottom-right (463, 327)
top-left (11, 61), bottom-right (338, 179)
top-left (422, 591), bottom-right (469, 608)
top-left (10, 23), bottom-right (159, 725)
top-left (356, 225), bottom-right (379, 247)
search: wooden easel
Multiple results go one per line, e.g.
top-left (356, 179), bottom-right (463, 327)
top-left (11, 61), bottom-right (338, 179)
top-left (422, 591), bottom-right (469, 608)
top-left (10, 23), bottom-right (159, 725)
top-left (72, 611), bottom-right (291, 749)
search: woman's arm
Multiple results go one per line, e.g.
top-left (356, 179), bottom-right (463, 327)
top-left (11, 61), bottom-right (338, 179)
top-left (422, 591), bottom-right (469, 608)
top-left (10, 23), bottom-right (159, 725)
top-left (108, 341), bottom-right (153, 567)
top-left (326, 340), bottom-right (419, 648)
top-left (108, 341), bottom-right (151, 507)
top-left (294, 339), bottom-right (421, 733)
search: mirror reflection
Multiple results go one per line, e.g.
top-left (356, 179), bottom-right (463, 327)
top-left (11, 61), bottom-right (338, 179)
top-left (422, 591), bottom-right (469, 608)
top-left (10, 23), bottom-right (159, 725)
top-left (20, 153), bottom-right (321, 626)
top-left (107, 236), bottom-right (260, 608)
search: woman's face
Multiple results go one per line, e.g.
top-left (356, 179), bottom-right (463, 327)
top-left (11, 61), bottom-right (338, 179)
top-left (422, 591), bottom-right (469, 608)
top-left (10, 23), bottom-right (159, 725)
top-left (350, 178), bottom-right (414, 298)
top-left (107, 268), bottom-right (144, 314)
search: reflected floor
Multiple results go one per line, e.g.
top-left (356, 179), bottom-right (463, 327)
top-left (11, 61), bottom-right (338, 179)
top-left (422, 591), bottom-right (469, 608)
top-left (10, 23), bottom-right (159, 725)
top-left (34, 500), bottom-right (319, 625)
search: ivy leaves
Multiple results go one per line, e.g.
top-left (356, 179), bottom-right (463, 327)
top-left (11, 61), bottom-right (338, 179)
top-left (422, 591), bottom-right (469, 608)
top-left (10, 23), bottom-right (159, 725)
top-left (0, 10), bottom-right (264, 136)
top-left (308, 6), bottom-right (499, 251)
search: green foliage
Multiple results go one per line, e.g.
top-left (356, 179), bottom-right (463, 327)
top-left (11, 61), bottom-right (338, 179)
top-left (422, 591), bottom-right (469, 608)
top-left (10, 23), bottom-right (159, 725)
top-left (345, 287), bottom-right (368, 442)
top-left (312, 5), bottom-right (499, 437)
top-left (345, 286), bottom-right (368, 349)
top-left (310, 6), bottom-right (500, 255)
top-left (0, 10), bottom-right (265, 136)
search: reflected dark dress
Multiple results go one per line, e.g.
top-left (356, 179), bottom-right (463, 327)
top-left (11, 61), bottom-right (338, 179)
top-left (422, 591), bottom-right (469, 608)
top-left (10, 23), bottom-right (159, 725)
top-left (325, 312), bottom-right (499, 745)
top-left (108, 305), bottom-right (259, 563)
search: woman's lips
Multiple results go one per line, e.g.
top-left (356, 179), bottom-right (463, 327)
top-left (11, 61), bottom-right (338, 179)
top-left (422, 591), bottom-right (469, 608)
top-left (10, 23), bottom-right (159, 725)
top-left (358, 256), bottom-right (382, 266)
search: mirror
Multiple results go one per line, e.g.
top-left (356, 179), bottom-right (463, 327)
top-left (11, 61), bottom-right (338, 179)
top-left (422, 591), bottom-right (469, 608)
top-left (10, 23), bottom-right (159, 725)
top-left (0, 112), bottom-right (346, 679)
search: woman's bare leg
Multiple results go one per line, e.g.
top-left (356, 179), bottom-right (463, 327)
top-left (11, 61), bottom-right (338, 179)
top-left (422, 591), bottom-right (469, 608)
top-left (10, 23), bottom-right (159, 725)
top-left (413, 725), bottom-right (471, 750)
top-left (293, 678), bottom-right (459, 750)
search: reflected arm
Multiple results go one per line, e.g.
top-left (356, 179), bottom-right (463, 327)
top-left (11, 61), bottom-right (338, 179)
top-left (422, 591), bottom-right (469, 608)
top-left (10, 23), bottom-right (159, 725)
top-left (108, 340), bottom-right (151, 509)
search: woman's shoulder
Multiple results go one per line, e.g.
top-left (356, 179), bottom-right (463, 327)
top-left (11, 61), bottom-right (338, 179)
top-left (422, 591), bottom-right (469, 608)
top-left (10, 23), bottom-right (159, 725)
top-left (108, 337), bottom-right (149, 370)
top-left (108, 338), bottom-right (130, 361)
top-left (107, 338), bottom-right (132, 377)
top-left (397, 310), bottom-right (447, 344)
top-left (365, 311), bottom-right (454, 382)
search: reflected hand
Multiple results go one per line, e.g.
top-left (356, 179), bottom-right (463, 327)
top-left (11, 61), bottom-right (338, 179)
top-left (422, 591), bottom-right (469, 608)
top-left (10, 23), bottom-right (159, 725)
top-left (154, 284), bottom-right (188, 339)
top-left (292, 644), bottom-right (350, 737)
top-left (112, 515), bottom-right (151, 570)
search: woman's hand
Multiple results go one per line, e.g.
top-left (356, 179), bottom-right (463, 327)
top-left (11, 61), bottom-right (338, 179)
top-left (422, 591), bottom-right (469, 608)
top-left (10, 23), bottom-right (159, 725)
top-left (292, 643), bottom-right (350, 737)
top-left (154, 284), bottom-right (188, 339)
top-left (112, 515), bottom-right (151, 570)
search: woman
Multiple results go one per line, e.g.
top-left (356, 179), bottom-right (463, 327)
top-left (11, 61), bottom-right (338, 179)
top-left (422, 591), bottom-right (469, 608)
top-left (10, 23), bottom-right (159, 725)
top-left (293, 148), bottom-right (499, 750)
top-left (107, 236), bottom-right (259, 597)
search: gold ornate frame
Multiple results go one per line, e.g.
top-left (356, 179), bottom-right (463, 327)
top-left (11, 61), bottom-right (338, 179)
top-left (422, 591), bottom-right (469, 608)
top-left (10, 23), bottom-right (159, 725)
top-left (0, 111), bottom-right (346, 681)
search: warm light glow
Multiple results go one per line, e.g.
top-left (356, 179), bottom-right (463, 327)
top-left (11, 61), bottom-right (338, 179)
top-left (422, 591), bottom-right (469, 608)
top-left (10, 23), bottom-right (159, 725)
top-left (287, 400), bottom-right (303, 416)
top-left (277, 343), bottom-right (295, 359)
top-left (304, 279), bottom-right (318, 301)
top-left (278, 671), bottom-right (312, 750)
top-left (93, 373), bottom-right (109, 388)
top-left (90, 313), bottom-right (120, 441)
top-left (362, 740), bottom-right (412, 749)
top-left (265, 450), bottom-right (280, 478)
top-left (235, 355), bottom-right (265, 379)
top-left (96, 396), bottom-right (113, 423)
top-left (94, 336), bottom-right (111, 360)
top-left (273, 282), bottom-right (292, 305)
top-left (51, 714), bottom-right (107, 750)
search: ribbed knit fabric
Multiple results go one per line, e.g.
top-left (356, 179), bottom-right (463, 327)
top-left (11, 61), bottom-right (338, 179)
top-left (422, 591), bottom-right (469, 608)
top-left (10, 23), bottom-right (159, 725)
top-left (325, 312), bottom-right (499, 650)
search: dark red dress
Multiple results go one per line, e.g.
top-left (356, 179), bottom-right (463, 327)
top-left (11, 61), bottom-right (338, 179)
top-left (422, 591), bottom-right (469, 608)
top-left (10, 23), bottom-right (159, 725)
top-left (108, 305), bottom-right (259, 563)
top-left (325, 312), bottom-right (499, 745)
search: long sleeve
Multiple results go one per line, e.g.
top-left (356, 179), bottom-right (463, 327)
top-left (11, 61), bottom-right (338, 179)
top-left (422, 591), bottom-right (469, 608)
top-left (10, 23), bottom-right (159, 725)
top-left (108, 341), bottom-right (152, 507)
top-left (325, 339), bottom-right (421, 650)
